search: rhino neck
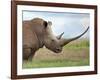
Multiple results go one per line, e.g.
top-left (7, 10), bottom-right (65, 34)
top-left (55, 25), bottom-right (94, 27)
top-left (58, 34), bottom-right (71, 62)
top-left (36, 34), bottom-right (44, 48)
top-left (30, 21), bottom-right (45, 48)
top-left (31, 28), bottom-right (44, 48)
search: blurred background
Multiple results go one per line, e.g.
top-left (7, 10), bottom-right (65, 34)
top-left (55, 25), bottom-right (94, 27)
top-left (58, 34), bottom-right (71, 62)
top-left (23, 10), bottom-right (90, 39)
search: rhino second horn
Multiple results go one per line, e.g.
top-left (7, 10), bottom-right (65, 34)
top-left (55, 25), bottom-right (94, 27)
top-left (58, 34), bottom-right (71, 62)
top-left (60, 26), bottom-right (89, 47)
top-left (57, 32), bottom-right (64, 39)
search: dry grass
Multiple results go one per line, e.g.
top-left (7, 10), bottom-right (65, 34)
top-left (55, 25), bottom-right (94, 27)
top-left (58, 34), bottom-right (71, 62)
top-left (23, 39), bottom-right (89, 68)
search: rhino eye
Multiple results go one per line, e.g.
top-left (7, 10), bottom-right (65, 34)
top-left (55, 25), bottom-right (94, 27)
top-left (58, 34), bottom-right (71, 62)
top-left (51, 39), bottom-right (55, 42)
top-left (43, 21), bottom-right (47, 28)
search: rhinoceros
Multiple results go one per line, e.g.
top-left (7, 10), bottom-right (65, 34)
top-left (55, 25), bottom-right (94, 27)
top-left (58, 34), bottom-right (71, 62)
top-left (23, 18), bottom-right (89, 61)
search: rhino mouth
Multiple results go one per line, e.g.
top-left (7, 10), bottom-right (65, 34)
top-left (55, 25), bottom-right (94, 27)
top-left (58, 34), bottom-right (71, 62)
top-left (45, 46), bottom-right (62, 53)
top-left (54, 48), bottom-right (62, 53)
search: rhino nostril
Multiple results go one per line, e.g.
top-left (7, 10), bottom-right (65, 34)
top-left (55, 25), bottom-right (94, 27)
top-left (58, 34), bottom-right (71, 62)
top-left (56, 48), bottom-right (61, 51)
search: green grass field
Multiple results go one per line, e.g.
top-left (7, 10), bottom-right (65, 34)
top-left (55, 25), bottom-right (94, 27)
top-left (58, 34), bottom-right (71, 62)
top-left (22, 39), bottom-right (89, 69)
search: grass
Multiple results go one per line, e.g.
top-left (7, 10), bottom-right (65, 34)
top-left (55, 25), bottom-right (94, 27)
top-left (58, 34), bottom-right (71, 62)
top-left (23, 59), bottom-right (89, 68)
top-left (22, 39), bottom-right (89, 69)
top-left (64, 39), bottom-right (89, 49)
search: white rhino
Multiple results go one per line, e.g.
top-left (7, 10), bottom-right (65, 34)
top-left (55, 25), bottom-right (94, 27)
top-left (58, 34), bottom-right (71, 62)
top-left (23, 18), bottom-right (89, 61)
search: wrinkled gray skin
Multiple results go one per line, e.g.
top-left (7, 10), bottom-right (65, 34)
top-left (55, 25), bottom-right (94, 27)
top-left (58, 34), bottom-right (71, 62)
top-left (23, 18), bottom-right (89, 61)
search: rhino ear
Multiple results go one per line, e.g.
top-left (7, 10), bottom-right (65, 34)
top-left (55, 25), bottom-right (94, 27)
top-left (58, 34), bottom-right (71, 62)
top-left (43, 21), bottom-right (48, 28)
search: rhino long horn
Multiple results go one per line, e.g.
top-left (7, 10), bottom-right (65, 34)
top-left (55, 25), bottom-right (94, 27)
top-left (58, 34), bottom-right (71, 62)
top-left (60, 26), bottom-right (89, 47)
top-left (57, 32), bottom-right (64, 39)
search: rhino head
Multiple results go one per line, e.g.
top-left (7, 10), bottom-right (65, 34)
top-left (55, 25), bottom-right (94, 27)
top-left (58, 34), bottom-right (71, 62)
top-left (41, 19), bottom-right (89, 53)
